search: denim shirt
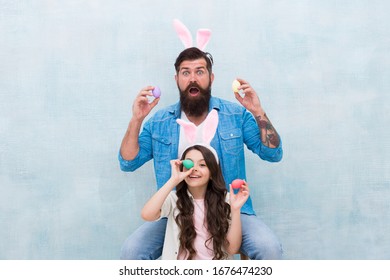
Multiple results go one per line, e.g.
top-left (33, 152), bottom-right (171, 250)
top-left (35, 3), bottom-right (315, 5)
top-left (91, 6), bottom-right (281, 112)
top-left (118, 96), bottom-right (283, 215)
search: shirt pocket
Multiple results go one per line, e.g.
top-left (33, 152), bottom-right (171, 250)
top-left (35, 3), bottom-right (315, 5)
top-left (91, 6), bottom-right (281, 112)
top-left (219, 128), bottom-right (243, 155)
top-left (152, 133), bottom-right (172, 162)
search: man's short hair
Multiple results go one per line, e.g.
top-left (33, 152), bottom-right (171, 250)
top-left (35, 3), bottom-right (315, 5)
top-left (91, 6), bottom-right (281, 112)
top-left (174, 47), bottom-right (213, 74)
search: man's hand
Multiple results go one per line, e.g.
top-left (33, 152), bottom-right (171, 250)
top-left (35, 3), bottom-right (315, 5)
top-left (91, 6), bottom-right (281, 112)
top-left (120, 86), bottom-right (160, 161)
top-left (233, 78), bottom-right (264, 116)
top-left (132, 86), bottom-right (160, 122)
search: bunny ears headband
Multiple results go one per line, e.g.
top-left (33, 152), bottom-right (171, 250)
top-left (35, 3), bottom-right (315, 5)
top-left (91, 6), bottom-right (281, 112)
top-left (177, 109), bottom-right (219, 163)
top-left (173, 19), bottom-right (212, 50)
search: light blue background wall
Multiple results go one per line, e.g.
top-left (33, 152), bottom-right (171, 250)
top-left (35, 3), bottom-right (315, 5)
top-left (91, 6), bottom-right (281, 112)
top-left (1, 0), bottom-right (389, 259)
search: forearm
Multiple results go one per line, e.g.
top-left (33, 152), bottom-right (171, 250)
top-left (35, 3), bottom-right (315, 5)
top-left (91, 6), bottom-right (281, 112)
top-left (120, 118), bottom-right (143, 160)
top-left (141, 178), bottom-right (178, 221)
top-left (226, 210), bottom-right (242, 255)
top-left (254, 112), bottom-right (280, 148)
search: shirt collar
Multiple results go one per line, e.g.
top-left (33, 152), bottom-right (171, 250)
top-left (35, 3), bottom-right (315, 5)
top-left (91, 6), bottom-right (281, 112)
top-left (186, 189), bottom-right (194, 200)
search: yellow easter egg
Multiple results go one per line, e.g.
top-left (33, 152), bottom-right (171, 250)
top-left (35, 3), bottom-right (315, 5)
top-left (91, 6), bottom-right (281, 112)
top-left (232, 79), bottom-right (240, 92)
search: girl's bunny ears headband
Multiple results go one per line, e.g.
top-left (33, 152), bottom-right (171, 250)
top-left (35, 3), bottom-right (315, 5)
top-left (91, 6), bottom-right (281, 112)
top-left (177, 109), bottom-right (219, 163)
top-left (173, 19), bottom-right (212, 51)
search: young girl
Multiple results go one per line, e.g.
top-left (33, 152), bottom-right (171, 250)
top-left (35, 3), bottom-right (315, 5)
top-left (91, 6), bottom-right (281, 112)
top-left (141, 144), bottom-right (250, 260)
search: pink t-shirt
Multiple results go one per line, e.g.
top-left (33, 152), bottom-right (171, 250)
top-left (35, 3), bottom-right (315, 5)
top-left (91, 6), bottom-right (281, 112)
top-left (178, 199), bottom-right (214, 260)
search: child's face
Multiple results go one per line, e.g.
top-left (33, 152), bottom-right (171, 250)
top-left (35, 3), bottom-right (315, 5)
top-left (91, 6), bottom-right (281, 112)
top-left (183, 149), bottom-right (211, 189)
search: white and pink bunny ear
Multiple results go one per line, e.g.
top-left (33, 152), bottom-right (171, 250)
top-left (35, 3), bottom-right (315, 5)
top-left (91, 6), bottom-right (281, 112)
top-left (196, 29), bottom-right (212, 51)
top-left (173, 19), bottom-right (212, 51)
top-left (177, 110), bottom-right (219, 162)
top-left (173, 19), bottom-right (193, 49)
top-left (176, 119), bottom-right (197, 144)
top-left (202, 109), bottom-right (218, 144)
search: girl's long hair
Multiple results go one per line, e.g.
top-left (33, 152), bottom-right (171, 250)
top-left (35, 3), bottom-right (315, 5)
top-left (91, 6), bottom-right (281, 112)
top-left (175, 145), bottom-right (231, 260)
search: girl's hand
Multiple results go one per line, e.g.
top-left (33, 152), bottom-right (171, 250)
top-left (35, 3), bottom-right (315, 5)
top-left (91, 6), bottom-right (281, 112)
top-left (169, 159), bottom-right (193, 184)
top-left (229, 180), bottom-right (250, 211)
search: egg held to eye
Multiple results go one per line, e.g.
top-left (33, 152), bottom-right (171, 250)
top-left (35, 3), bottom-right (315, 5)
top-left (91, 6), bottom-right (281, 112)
top-left (182, 159), bottom-right (194, 169)
top-left (231, 179), bottom-right (245, 189)
top-left (152, 86), bottom-right (161, 98)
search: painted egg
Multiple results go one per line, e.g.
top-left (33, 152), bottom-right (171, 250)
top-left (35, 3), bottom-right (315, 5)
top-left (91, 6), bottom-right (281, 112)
top-left (152, 86), bottom-right (161, 98)
top-left (231, 179), bottom-right (245, 189)
top-left (182, 159), bottom-right (194, 169)
top-left (232, 79), bottom-right (240, 92)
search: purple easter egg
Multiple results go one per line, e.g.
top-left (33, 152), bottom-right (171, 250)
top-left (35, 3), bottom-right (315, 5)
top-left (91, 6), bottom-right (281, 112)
top-left (152, 86), bottom-right (161, 98)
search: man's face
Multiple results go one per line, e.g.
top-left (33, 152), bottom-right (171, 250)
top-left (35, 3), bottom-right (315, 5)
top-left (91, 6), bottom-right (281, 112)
top-left (175, 58), bottom-right (214, 117)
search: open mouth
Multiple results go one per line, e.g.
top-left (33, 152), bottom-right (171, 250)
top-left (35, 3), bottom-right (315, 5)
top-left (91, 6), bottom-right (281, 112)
top-left (188, 87), bottom-right (200, 96)
top-left (189, 175), bottom-right (201, 179)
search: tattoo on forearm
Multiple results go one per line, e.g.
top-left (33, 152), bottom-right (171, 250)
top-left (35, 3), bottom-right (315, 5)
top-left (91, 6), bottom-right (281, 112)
top-left (255, 114), bottom-right (280, 147)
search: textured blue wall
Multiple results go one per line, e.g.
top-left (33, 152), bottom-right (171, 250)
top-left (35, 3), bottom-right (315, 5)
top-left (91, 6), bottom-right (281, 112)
top-left (1, 0), bottom-right (389, 259)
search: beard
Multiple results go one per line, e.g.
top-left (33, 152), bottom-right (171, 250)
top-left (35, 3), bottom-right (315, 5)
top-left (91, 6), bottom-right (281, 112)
top-left (179, 82), bottom-right (212, 117)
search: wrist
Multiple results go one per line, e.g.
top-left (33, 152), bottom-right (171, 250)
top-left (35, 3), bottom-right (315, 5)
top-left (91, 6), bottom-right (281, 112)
top-left (230, 206), bottom-right (242, 213)
top-left (253, 108), bottom-right (265, 119)
top-left (129, 117), bottom-right (145, 131)
top-left (168, 177), bottom-right (181, 187)
top-left (130, 114), bottom-right (145, 124)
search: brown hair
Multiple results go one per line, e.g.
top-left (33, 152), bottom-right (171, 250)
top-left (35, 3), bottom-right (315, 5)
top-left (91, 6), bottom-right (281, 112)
top-left (175, 145), bottom-right (231, 260)
top-left (174, 47), bottom-right (214, 74)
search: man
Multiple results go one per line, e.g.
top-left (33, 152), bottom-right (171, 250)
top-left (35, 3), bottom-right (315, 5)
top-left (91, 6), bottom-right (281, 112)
top-left (119, 47), bottom-right (283, 260)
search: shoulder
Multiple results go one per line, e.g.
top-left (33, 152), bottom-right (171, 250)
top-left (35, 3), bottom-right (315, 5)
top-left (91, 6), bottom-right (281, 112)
top-left (160, 191), bottom-right (179, 217)
top-left (147, 102), bottom-right (179, 123)
top-left (165, 191), bottom-right (179, 206)
top-left (211, 97), bottom-right (245, 115)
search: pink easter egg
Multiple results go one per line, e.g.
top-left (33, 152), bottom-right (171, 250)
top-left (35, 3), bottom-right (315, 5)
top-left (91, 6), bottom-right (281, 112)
top-left (231, 179), bottom-right (245, 189)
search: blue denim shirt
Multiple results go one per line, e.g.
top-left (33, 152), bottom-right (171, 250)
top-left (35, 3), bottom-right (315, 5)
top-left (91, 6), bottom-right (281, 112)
top-left (118, 96), bottom-right (283, 215)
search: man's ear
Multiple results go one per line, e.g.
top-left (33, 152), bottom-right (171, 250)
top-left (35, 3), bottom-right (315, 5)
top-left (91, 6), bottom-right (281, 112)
top-left (174, 74), bottom-right (178, 83)
top-left (210, 73), bottom-right (214, 83)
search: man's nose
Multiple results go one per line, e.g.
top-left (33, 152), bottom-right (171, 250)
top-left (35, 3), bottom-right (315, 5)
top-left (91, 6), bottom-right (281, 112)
top-left (189, 72), bottom-right (197, 82)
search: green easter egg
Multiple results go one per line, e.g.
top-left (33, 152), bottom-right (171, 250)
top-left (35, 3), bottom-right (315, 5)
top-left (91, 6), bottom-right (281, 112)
top-left (182, 159), bottom-right (194, 169)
